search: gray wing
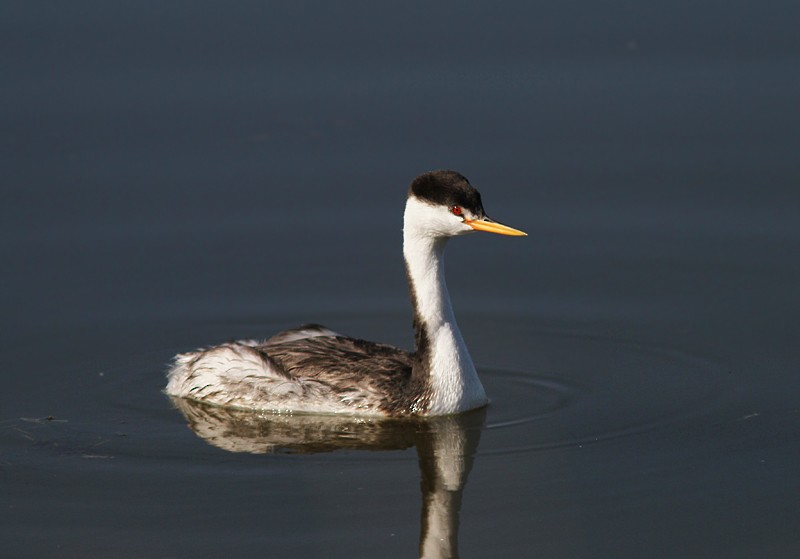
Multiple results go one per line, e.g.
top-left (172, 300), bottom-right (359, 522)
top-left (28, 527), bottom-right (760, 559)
top-left (261, 335), bottom-right (415, 410)
top-left (263, 335), bottom-right (413, 386)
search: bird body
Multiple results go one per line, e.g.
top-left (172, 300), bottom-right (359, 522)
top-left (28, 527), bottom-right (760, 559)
top-left (166, 171), bottom-right (525, 417)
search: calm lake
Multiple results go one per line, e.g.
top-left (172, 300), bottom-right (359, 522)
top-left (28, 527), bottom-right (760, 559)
top-left (2, 2), bottom-right (799, 558)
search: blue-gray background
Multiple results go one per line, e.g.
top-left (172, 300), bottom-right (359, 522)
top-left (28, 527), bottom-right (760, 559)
top-left (2, 2), bottom-right (799, 557)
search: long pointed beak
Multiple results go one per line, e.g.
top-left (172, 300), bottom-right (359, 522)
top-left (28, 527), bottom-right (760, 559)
top-left (465, 218), bottom-right (527, 236)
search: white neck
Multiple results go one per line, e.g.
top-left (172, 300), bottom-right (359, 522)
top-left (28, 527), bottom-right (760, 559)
top-left (403, 197), bottom-right (488, 415)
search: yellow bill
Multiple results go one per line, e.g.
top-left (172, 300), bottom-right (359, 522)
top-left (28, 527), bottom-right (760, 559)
top-left (465, 218), bottom-right (527, 236)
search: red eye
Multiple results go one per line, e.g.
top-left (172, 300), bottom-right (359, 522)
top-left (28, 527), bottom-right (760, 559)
top-left (451, 206), bottom-right (463, 216)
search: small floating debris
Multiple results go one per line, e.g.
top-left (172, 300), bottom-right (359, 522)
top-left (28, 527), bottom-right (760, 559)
top-left (20, 416), bottom-right (69, 424)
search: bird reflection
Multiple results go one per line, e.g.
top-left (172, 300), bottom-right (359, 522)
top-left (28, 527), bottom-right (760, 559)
top-left (170, 397), bottom-right (484, 558)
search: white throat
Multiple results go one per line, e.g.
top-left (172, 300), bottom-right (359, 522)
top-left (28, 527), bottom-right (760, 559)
top-left (403, 197), bottom-right (488, 415)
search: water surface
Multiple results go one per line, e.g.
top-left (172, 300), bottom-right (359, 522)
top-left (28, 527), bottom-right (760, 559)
top-left (2, 1), bottom-right (800, 558)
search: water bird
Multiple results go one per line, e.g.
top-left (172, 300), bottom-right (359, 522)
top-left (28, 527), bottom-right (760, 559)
top-left (166, 170), bottom-right (526, 416)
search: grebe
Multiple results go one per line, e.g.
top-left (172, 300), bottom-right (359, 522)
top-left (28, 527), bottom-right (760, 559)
top-left (166, 170), bottom-right (526, 416)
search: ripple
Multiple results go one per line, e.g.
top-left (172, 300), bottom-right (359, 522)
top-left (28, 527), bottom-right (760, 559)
top-left (482, 371), bottom-right (574, 429)
top-left (478, 330), bottom-right (725, 455)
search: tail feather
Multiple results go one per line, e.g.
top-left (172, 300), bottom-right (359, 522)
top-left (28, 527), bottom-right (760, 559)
top-left (166, 342), bottom-right (294, 407)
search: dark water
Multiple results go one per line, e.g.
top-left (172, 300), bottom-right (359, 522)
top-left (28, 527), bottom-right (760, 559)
top-left (2, 2), bottom-right (800, 557)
